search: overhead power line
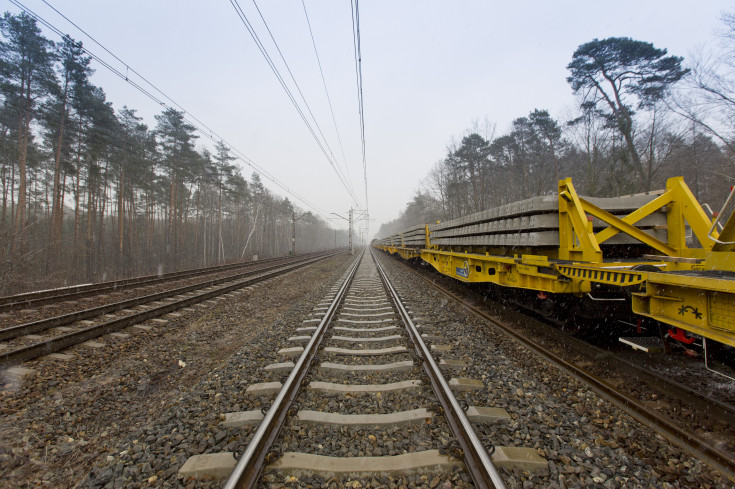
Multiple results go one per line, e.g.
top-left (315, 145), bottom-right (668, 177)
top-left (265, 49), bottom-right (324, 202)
top-left (9, 0), bottom-right (330, 219)
top-left (251, 0), bottom-right (354, 196)
top-left (229, 0), bottom-right (362, 208)
top-left (351, 0), bottom-right (369, 219)
top-left (300, 0), bottom-right (354, 192)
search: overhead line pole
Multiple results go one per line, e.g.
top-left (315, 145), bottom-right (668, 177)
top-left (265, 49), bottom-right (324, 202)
top-left (349, 208), bottom-right (353, 255)
top-left (291, 211), bottom-right (310, 255)
top-left (331, 211), bottom-right (354, 255)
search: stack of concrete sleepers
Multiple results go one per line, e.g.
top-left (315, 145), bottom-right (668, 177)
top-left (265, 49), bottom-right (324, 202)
top-left (376, 224), bottom-right (426, 248)
top-left (376, 235), bottom-right (400, 247)
top-left (397, 224), bottom-right (426, 248)
top-left (428, 192), bottom-right (668, 249)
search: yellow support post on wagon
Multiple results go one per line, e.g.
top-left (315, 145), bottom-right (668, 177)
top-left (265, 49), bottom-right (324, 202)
top-left (558, 178), bottom-right (602, 262)
top-left (629, 181), bottom-right (735, 348)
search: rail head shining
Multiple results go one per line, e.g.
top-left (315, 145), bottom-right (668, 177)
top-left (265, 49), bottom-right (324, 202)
top-left (371, 249), bottom-right (507, 489)
top-left (223, 252), bottom-right (363, 489)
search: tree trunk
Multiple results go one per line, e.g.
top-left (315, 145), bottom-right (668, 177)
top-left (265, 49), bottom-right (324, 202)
top-left (218, 180), bottom-right (223, 264)
top-left (241, 201), bottom-right (262, 260)
top-left (168, 170), bottom-right (176, 269)
top-left (117, 167), bottom-right (124, 273)
top-left (0, 121), bottom-right (8, 228)
top-left (97, 162), bottom-right (109, 278)
top-left (86, 160), bottom-right (97, 281)
top-left (13, 81), bottom-right (32, 257)
top-left (127, 191), bottom-right (135, 275)
top-left (48, 81), bottom-right (69, 273)
top-left (602, 74), bottom-right (645, 189)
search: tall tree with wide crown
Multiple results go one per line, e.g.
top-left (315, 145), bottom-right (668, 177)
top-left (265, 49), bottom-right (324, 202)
top-left (567, 37), bottom-right (689, 190)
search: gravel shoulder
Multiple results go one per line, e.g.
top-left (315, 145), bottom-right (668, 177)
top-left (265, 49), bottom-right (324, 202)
top-left (375, 251), bottom-right (733, 489)
top-left (0, 253), bottom-right (353, 488)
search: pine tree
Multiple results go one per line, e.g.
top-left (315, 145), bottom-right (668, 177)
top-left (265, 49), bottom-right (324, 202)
top-left (567, 37), bottom-right (689, 190)
top-left (0, 12), bottom-right (57, 256)
top-left (45, 35), bottom-right (93, 270)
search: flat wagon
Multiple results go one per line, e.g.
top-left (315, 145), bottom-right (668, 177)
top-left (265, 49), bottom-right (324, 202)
top-left (374, 177), bottom-right (735, 377)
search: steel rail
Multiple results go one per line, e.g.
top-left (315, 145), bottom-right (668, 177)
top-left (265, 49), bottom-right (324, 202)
top-left (223, 251), bottom-right (363, 489)
top-left (0, 257), bottom-right (282, 307)
top-left (0, 253), bottom-right (337, 342)
top-left (423, 260), bottom-right (735, 422)
top-left (0, 253), bottom-right (342, 367)
top-left (0, 252), bottom-right (327, 311)
top-left (372, 249), bottom-right (507, 489)
top-left (385, 252), bottom-right (735, 481)
top-left (610, 355), bottom-right (735, 423)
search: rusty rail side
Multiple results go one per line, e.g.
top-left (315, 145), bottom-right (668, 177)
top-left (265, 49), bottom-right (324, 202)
top-left (223, 252), bottom-right (362, 489)
top-left (373, 249), bottom-right (507, 489)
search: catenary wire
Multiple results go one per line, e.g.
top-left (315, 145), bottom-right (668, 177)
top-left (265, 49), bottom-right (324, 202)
top-left (351, 0), bottom-right (369, 231)
top-left (300, 0), bottom-right (354, 191)
top-left (38, 0), bottom-right (218, 143)
top-left (251, 0), bottom-right (354, 197)
top-left (14, 0), bottom-right (326, 216)
top-left (229, 0), bottom-right (362, 207)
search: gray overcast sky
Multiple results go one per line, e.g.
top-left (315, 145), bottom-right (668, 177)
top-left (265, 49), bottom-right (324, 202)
top-left (6, 0), bottom-right (733, 236)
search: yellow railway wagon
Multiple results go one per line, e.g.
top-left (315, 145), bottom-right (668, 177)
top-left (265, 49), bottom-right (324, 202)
top-left (375, 177), bottom-right (735, 356)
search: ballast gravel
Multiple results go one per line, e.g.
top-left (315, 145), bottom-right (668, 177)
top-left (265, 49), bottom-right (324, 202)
top-left (6, 250), bottom-right (732, 488)
top-left (0, 254), bottom-right (353, 488)
top-left (375, 252), bottom-right (732, 489)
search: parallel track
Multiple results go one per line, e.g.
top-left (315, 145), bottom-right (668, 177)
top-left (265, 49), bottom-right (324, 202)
top-left (0, 251), bottom-right (341, 367)
top-left (385, 252), bottom-right (735, 480)
top-left (0, 252), bottom-right (325, 312)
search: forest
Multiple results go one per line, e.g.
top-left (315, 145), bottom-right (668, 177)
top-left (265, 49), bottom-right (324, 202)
top-left (376, 17), bottom-right (735, 239)
top-left (4, 9), bottom-right (735, 295)
top-left (0, 12), bottom-right (345, 295)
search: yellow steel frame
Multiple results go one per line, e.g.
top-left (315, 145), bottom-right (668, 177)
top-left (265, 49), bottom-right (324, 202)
top-left (632, 272), bottom-right (735, 347)
top-left (556, 177), bottom-right (735, 346)
top-left (417, 250), bottom-right (581, 293)
top-left (558, 177), bottom-right (717, 263)
top-left (373, 177), bottom-right (735, 346)
top-left (558, 179), bottom-right (603, 262)
top-left (384, 246), bottom-right (420, 261)
top-left (372, 242), bottom-right (659, 293)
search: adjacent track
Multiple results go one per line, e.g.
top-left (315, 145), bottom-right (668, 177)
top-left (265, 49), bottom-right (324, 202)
top-left (385, 252), bottom-right (735, 480)
top-left (0, 251), bottom-right (341, 367)
top-left (0, 252), bottom-right (326, 313)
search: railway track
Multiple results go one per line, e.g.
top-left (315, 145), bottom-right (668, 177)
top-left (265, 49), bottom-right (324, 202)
top-left (0, 251), bottom-right (341, 367)
top-left (0, 252), bottom-right (327, 325)
top-left (62, 248), bottom-right (734, 488)
top-left (384, 252), bottom-right (735, 481)
top-left (0, 253), bottom-right (328, 312)
top-left (179, 250), bottom-right (514, 488)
